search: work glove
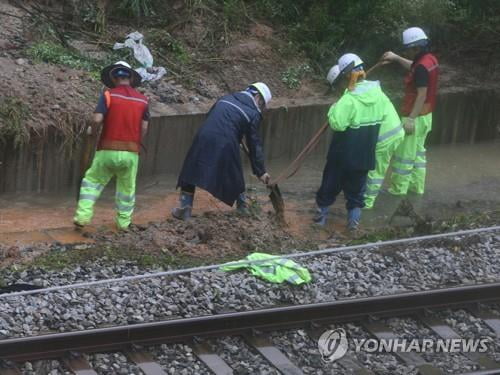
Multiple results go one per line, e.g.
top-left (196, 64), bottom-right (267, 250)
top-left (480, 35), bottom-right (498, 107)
top-left (403, 117), bottom-right (415, 135)
top-left (259, 173), bottom-right (271, 185)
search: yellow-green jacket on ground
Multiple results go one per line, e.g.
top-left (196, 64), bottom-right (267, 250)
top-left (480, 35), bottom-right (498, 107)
top-left (221, 252), bottom-right (312, 285)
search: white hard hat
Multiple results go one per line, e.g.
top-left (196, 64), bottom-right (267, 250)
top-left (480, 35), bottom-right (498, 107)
top-left (250, 82), bottom-right (272, 106)
top-left (326, 65), bottom-right (340, 85)
top-left (338, 53), bottom-right (364, 75)
top-left (402, 27), bottom-right (428, 47)
top-left (114, 60), bottom-right (132, 69)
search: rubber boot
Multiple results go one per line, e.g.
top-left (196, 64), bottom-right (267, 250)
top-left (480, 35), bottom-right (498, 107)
top-left (313, 206), bottom-right (329, 226)
top-left (171, 192), bottom-right (194, 221)
top-left (347, 207), bottom-right (361, 231)
top-left (236, 193), bottom-right (249, 214)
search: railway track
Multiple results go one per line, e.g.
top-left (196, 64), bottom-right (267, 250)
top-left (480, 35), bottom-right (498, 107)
top-left (1, 283), bottom-right (500, 375)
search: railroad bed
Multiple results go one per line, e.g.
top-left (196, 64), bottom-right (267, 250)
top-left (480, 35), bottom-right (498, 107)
top-left (1, 227), bottom-right (500, 374)
top-left (1, 284), bottom-right (500, 374)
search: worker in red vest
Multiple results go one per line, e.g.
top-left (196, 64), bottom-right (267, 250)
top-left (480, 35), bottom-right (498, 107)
top-left (381, 27), bottom-right (439, 195)
top-left (74, 61), bottom-right (149, 230)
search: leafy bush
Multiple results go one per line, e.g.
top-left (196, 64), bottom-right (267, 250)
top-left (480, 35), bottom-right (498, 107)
top-left (281, 64), bottom-right (312, 89)
top-left (249, 0), bottom-right (497, 68)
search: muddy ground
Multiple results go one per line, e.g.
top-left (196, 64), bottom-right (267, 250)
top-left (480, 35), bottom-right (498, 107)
top-left (1, 188), bottom-right (499, 273)
top-left (1, 138), bottom-right (500, 271)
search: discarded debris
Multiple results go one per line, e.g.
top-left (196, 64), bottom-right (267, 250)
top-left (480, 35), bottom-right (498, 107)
top-left (113, 31), bottom-right (167, 82)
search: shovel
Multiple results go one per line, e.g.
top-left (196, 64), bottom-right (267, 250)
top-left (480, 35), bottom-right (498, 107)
top-left (240, 143), bottom-right (286, 223)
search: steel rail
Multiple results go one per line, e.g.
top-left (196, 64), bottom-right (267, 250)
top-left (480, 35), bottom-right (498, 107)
top-left (1, 225), bottom-right (499, 299)
top-left (1, 282), bottom-right (500, 362)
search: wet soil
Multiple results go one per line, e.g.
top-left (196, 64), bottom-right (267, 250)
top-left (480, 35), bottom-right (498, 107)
top-left (1, 141), bottom-right (500, 270)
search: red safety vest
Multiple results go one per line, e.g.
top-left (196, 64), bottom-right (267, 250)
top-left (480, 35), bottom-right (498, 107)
top-left (401, 53), bottom-right (439, 116)
top-left (98, 85), bottom-right (148, 153)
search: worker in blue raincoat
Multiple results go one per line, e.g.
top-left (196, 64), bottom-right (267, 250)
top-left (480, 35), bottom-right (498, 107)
top-left (172, 82), bottom-right (272, 220)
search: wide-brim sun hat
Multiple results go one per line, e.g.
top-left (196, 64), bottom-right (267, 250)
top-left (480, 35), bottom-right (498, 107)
top-left (100, 61), bottom-right (142, 88)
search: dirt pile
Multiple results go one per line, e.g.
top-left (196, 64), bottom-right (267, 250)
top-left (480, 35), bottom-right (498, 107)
top-left (91, 211), bottom-right (313, 258)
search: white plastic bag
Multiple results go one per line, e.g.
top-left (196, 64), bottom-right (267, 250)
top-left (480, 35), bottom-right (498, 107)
top-left (113, 31), bottom-right (166, 81)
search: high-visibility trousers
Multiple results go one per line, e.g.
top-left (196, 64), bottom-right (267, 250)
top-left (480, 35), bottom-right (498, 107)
top-left (389, 113), bottom-right (432, 195)
top-left (364, 130), bottom-right (404, 209)
top-left (74, 150), bottom-right (139, 229)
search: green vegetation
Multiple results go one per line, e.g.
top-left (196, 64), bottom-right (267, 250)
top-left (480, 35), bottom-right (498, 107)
top-left (26, 41), bottom-right (101, 71)
top-left (0, 97), bottom-right (30, 146)
top-left (25, 41), bottom-right (133, 79)
top-left (249, 0), bottom-right (500, 67)
top-left (23, 0), bottom-right (499, 79)
top-left (281, 64), bottom-right (312, 89)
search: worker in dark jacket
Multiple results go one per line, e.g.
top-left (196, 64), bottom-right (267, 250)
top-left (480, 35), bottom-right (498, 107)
top-left (172, 82), bottom-right (272, 220)
top-left (315, 53), bottom-right (394, 230)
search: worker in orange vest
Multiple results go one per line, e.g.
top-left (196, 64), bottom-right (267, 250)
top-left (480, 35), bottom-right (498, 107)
top-left (381, 27), bottom-right (439, 196)
top-left (74, 61), bottom-right (149, 230)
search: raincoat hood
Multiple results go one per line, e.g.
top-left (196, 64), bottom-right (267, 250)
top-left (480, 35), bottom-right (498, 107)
top-left (347, 80), bottom-right (382, 106)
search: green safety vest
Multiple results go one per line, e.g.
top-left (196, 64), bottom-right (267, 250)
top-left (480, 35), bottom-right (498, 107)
top-left (221, 252), bottom-right (312, 285)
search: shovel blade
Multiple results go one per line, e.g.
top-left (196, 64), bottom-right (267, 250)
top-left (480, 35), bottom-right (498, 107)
top-left (268, 184), bottom-right (285, 224)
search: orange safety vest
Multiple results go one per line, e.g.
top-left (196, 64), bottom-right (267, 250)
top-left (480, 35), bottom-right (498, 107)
top-left (401, 53), bottom-right (439, 117)
top-left (98, 85), bottom-right (148, 153)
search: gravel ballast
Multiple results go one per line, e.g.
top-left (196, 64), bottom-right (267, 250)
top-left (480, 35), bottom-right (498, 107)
top-left (1, 231), bottom-right (500, 374)
top-left (0, 233), bottom-right (499, 338)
